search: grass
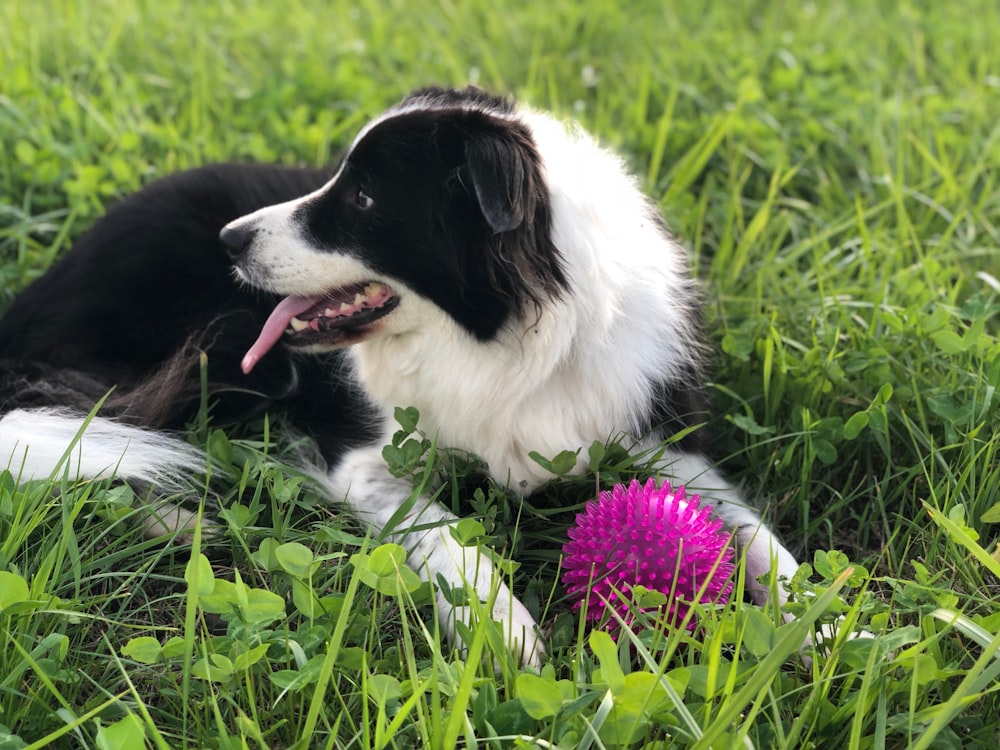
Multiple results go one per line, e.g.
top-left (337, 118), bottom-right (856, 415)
top-left (2, 0), bottom-right (1000, 746)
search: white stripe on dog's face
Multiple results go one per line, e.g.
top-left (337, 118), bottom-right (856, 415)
top-left (223, 169), bottom-right (381, 297)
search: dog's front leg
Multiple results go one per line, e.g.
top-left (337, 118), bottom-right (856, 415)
top-left (325, 446), bottom-right (543, 668)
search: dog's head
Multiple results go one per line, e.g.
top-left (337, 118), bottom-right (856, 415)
top-left (223, 87), bottom-right (567, 374)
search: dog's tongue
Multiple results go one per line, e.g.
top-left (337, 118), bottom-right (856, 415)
top-left (242, 295), bottom-right (323, 374)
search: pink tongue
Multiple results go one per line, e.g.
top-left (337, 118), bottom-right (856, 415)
top-left (242, 295), bottom-right (324, 374)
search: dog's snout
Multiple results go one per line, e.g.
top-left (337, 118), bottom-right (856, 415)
top-left (219, 223), bottom-right (257, 260)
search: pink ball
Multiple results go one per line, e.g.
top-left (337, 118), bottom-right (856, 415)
top-left (562, 478), bottom-right (734, 628)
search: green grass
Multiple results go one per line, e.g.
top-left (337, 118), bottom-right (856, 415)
top-left (2, 0), bottom-right (1000, 746)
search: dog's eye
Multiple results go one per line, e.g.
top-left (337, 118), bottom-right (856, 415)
top-left (356, 189), bottom-right (374, 209)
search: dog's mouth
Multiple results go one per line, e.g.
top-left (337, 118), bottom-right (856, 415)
top-left (242, 281), bottom-right (398, 373)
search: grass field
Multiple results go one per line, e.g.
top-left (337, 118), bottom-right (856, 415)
top-left (2, 0), bottom-right (1000, 747)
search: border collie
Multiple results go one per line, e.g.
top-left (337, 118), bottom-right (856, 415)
top-left (0, 86), bottom-right (800, 665)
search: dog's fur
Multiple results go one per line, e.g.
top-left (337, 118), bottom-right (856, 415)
top-left (0, 87), bottom-right (800, 665)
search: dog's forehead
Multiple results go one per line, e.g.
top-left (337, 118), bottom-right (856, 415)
top-left (347, 89), bottom-right (519, 157)
top-left (349, 111), bottom-right (434, 155)
top-left (397, 86), bottom-right (516, 114)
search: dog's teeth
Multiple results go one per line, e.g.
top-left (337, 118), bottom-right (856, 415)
top-left (324, 308), bottom-right (335, 317)
top-left (365, 283), bottom-right (383, 297)
top-left (289, 317), bottom-right (309, 332)
top-left (340, 302), bottom-right (352, 312)
top-left (354, 293), bottom-right (365, 305)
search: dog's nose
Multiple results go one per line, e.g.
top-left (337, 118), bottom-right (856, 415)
top-left (219, 223), bottom-right (257, 259)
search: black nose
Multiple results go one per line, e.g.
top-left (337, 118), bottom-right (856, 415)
top-left (220, 223), bottom-right (257, 259)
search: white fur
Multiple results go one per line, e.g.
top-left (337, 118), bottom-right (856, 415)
top-left (0, 408), bottom-right (209, 539)
top-left (0, 408), bottom-right (203, 487)
top-left (354, 112), bottom-right (701, 488)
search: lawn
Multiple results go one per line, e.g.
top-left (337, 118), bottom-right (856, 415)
top-left (1, 0), bottom-right (999, 747)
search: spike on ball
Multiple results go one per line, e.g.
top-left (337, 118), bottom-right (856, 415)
top-left (562, 478), bottom-right (734, 628)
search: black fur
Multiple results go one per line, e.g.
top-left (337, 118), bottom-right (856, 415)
top-left (0, 163), bottom-right (360, 431)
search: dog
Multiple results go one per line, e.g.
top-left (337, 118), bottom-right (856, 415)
top-left (0, 86), bottom-right (801, 666)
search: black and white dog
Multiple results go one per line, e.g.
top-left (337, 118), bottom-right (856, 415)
top-left (0, 87), bottom-right (799, 665)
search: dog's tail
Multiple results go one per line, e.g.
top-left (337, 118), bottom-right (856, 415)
top-left (0, 408), bottom-right (205, 490)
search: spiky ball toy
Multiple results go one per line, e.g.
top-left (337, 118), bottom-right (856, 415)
top-left (562, 478), bottom-right (734, 628)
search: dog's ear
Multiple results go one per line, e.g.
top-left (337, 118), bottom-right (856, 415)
top-left (436, 115), bottom-right (566, 314)
top-left (464, 129), bottom-right (533, 234)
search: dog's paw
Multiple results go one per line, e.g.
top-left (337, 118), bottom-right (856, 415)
top-left (812, 619), bottom-right (878, 648)
top-left (139, 500), bottom-right (220, 540)
top-left (798, 616), bottom-right (879, 667)
top-left (438, 583), bottom-right (545, 669)
top-left (417, 537), bottom-right (545, 667)
top-left (490, 586), bottom-right (545, 669)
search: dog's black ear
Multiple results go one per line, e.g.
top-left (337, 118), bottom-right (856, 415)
top-left (436, 114), bottom-right (567, 318)
top-left (464, 130), bottom-right (531, 234)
